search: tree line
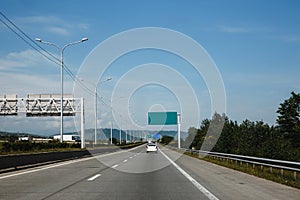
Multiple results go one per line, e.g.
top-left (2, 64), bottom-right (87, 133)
top-left (183, 92), bottom-right (300, 161)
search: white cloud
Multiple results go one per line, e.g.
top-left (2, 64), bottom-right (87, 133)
top-left (17, 16), bottom-right (64, 24)
top-left (78, 23), bottom-right (89, 30)
top-left (16, 15), bottom-right (89, 36)
top-left (0, 72), bottom-right (66, 96)
top-left (0, 49), bottom-right (56, 70)
top-left (206, 25), bottom-right (271, 35)
top-left (46, 26), bottom-right (70, 36)
top-left (219, 25), bottom-right (249, 33)
top-left (277, 35), bottom-right (300, 43)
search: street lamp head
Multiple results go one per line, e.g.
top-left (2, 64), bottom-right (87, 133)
top-left (81, 38), bottom-right (88, 42)
top-left (106, 77), bottom-right (112, 81)
top-left (35, 38), bottom-right (42, 42)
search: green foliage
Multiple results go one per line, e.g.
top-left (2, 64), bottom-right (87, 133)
top-left (111, 137), bottom-right (118, 145)
top-left (160, 135), bottom-right (174, 145)
top-left (1, 140), bottom-right (81, 153)
top-left (185, 92), bottom-right (300, 161)
top-left (277, 91), bottom-right (300, 148)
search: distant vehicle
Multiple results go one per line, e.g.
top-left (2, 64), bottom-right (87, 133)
top-left (146, 143), bottom-right (158, 153)
top-left (18, 136), bottom-right (31, 141)
top-left (53, 135), bottom-right (80, 142)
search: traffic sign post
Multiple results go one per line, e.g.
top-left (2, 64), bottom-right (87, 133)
top-left (147, 111), bottom-right (181, 148)
top-left (177, 113), bottom-right (181, 149)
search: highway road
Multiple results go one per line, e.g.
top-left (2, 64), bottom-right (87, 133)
top-left (0, 144), bottom-right (299, 200)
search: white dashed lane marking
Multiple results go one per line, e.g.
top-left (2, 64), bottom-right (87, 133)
top-left (87, 174), bottom-right (101, 181)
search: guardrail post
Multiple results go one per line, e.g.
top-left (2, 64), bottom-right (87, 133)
top-left (294, 171), bottom-right (297, 180)
top-left (270, 167), bottom-right (272, 173)
top-left (281, 169), bottom-right (283, 176)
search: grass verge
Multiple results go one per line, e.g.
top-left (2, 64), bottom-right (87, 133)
top-left (184, 151), bottom-right (300, 189)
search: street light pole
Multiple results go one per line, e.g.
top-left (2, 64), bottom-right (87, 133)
top-left (94, 86), bottom-right (97, 145)
top-left (35, 37), bottom-right (88, 142)
top-left (80, 77), bottom-right (112, 145)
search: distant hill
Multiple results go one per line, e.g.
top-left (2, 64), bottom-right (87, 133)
top-left (61, 129), bottom-right (188, 141)
top-left (1, 129), bottom-right (187, 141)
top-left (0, 131), bottom-right (44, 138)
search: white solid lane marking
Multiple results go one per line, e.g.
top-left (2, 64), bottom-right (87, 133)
top-left (87, 174), bottom-right (101, 181)
top-left (123, 159), bottom-right (128, 162)
top-left (159, 149), bottom-right (219, 200)
top-left (112, 164), bottom-right (119, 168)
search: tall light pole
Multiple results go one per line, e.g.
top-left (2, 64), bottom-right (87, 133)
top-left (110, 121), bottom-right (113, 144)
top-left (35, 37), bottom-right (88, 143)
top-left (119, 127), bottom-right (122, 145)
top-left (80, 77), bottom-right (112, 145)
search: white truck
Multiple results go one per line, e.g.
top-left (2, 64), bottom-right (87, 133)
top-left (53, 135), bottom-right (80, 142)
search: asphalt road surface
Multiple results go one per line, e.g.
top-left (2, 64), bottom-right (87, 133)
top-left (0, 144), bottom-right (299, 200)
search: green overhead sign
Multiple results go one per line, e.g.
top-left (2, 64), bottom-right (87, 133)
top-left (146, 134), bottom-right (153, 138)
top-left (148, 112), bottom-right (178, 125)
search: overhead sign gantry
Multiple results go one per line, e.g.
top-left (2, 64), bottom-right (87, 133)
top-left (26, 94), bottom-right (75, 117)
top-left (0, 94), bottom-right (85, 148)
top-left (148, 111), bottom-right (181, 148)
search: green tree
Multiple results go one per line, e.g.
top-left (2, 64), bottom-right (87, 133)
top-left (183, 127), bottom-right (198, 149)
top-left (160, 135), bottom-right (174, 145)
top-left (213, 118), bottom-right (239, 154)
top-left (201, 113), bottom-right (225, 151)
top-left (276, 91), bottom-right (300, 147)
top-left (191, 119), bottom-right (210, 150)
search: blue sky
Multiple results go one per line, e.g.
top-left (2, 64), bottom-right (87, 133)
top-left (0, 0), bottom-right (300, 135)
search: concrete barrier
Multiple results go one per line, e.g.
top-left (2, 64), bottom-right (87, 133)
top-left (0, 143), bottom-right (145, 173)
top-left (0, 150), bottom-right (91, 172)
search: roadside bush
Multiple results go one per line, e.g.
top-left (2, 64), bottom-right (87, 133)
top-left (0, 140), bottom-right (81, 153)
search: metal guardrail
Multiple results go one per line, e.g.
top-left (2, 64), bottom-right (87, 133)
top-left (167, 146), bottom-right (300, 179)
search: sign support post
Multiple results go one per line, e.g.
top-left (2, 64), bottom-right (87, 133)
top-left (177, 113), bottom-right (181, 149)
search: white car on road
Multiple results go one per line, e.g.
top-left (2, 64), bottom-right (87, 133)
top-left (146, 143), bottom-right (158, 153)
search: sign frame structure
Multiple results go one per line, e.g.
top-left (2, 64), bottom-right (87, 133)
top-left (0, 94), bottom-right (85, 149)
top-left (0, 94), bottom-right (18, 115)
top-left (147, 111), bottom-right (181, 148)
top-left (26, 94), bottom-right (76, 117)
